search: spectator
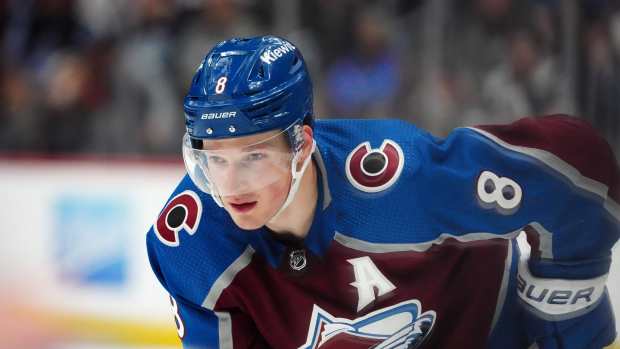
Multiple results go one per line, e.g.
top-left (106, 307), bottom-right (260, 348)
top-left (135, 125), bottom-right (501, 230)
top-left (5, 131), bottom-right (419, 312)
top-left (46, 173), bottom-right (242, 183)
top-left (324, 7), bottom-right (401, 117)
top-left (476, 29), bottom-right (570, 124)
top-left (0, 0), bottom-right (618, 154)
top-left (0, 66), bottom-right (41, 150)
top-left (578, 20), bottom-right (620, 151)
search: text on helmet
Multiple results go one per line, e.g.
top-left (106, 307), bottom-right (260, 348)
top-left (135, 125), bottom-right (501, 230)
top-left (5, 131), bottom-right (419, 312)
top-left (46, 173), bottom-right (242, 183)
top-left (260, 42), bottom-right (296, 65)
top-left (201, 112), bottom-right (237, 120)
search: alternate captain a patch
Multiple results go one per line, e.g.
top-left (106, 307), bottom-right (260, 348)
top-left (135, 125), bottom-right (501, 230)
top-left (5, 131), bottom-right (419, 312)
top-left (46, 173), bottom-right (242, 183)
top-left (299, 299), bottom-right (436, 349)
top-left (345, 140), bottom-right (404, 193)
top-left (154, 190), bottom-right (202, 247)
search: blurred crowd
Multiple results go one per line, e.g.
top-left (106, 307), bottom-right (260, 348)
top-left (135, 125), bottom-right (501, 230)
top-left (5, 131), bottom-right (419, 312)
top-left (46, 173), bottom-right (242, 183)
top-left (1, 0), bottom-right (619, 155)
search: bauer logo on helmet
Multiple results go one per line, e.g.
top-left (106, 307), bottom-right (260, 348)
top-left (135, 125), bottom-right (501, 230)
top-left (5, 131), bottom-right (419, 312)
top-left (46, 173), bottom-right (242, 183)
top-left (201, 112), bottom-right (237, 120)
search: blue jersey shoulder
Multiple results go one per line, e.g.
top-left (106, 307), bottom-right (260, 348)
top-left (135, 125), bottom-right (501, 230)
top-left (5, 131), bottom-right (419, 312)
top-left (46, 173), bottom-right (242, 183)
top-left (312, 119), bottom-right (618, 265)
top-left (313, 118), bottom-right (439, 243)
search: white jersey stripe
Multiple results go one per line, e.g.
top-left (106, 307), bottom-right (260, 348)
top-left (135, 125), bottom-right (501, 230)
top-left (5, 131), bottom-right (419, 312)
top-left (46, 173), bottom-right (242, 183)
top-left (334, 229), bottom-right (523, 254)
top-left (202, 246), bottom-right (255, 310)
top-left (490, 238), bottom-right (514, 334)
top-left (215, 311), bottom-right (234, 349)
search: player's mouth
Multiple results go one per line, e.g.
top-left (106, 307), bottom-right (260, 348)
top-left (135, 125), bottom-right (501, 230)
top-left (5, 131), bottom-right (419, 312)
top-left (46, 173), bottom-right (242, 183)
top-left (229, 201), bottom-right (257, 213)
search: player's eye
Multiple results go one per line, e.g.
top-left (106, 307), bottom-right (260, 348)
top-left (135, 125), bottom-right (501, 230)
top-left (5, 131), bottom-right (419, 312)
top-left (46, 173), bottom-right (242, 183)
top-left (208, 155), bottom-right (227, 166)
top-left (244, 152), bottom-right (267, 162)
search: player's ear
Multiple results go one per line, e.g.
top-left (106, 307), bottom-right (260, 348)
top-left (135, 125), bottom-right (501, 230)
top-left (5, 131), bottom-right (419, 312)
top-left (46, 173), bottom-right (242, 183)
top-left (298, 125), bottom-right (314, 166)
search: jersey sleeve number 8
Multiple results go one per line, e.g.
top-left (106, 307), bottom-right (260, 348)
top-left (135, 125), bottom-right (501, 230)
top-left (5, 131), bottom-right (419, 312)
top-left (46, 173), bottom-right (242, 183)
top-left (169, 295), bottom-right (185, 339)
top-left (477, 170), bottom-right (522, 213)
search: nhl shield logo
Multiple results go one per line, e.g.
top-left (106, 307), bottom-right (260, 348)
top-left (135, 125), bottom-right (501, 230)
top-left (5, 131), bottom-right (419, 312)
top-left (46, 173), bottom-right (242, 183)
top-left (299, 299), bottom-right (436, 349)
top-left (289, 249), bottom-right (308, 271)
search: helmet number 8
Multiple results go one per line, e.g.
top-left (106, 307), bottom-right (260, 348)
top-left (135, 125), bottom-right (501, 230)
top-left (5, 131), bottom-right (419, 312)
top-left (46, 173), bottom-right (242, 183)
top-left (215, 76), bottom-right (227, 94)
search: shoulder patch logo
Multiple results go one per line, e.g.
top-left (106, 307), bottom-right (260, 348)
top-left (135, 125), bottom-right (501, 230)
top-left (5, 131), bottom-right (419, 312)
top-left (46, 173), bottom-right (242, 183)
top-left (154, 190), bottom-right (202, 247)
top-left (345, 140), bottom-right (405, 193)
top-left (299, 299), bottom-right (436, 349)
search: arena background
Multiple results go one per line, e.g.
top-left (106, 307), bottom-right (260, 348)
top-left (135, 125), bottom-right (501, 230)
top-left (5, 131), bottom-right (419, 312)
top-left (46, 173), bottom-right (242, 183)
top-left (0, 0), bottom-right (619, 348)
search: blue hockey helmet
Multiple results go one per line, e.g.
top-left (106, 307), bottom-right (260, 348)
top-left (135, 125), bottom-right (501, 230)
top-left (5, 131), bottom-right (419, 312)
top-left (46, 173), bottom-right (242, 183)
top-left (183, 35), bottom-right (313, 145)
top-left (182, 36), bottom-right (316, 216)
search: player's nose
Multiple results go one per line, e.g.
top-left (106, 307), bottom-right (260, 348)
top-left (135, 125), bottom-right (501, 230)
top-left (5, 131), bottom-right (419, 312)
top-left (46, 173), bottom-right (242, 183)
top-left (218, 163), bottom-right (251, 194)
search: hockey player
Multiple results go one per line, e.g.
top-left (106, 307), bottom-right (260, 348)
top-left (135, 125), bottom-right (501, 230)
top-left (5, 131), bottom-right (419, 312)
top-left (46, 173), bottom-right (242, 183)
top-left (146, 36), bottom-right (619, 348)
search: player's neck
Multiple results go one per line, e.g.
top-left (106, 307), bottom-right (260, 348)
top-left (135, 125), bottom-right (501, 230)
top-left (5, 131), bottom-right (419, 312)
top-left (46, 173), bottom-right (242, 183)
top-left (266, 160), bottom-right (318, 239)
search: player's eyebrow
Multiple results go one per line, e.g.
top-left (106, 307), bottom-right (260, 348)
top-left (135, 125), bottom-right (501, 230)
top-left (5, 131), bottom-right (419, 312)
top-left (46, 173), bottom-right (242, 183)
top-left (242, 142), bottom-right (277, 151)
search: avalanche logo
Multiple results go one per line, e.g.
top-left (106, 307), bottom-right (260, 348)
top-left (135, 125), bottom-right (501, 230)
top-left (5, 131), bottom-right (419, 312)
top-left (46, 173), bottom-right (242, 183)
top-left (299, 300), bottom-right (436, 349)
top-left (345, 140), bottom-right (404, 193)
top-left (154, 190), bottom-right (202, 247)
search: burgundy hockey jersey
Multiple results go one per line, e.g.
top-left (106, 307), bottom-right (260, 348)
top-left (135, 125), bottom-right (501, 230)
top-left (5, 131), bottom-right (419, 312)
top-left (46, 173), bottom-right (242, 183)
top-left (147, 115), bottom-right (619, 348)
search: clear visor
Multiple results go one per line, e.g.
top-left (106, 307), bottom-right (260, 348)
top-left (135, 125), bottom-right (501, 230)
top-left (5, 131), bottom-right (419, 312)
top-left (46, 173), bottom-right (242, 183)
top-left (182, 127), bottom-right (298, 198)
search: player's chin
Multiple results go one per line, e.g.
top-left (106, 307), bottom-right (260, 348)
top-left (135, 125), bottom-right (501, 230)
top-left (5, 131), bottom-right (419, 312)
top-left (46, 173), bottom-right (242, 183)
top-left (230, 215), bottom-right (267, 231)
top-left (225, 204), bottom-right (267, 230)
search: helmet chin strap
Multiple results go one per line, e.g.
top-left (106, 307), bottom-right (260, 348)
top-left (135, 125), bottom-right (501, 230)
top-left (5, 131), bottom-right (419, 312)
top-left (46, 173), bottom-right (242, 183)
top-left (269, 139), bottom-right (316, 223)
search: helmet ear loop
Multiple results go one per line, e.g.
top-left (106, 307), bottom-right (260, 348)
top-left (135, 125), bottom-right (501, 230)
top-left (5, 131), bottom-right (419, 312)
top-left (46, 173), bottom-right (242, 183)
top-left (269, 138), bottom-right (316, 222)
top-left (292, 139), bottom-right (315, 179)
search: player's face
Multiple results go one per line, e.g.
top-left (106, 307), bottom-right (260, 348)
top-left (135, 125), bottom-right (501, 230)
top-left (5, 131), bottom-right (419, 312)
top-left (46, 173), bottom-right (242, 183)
top-left (202, 130), bottom-right (294, 230)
